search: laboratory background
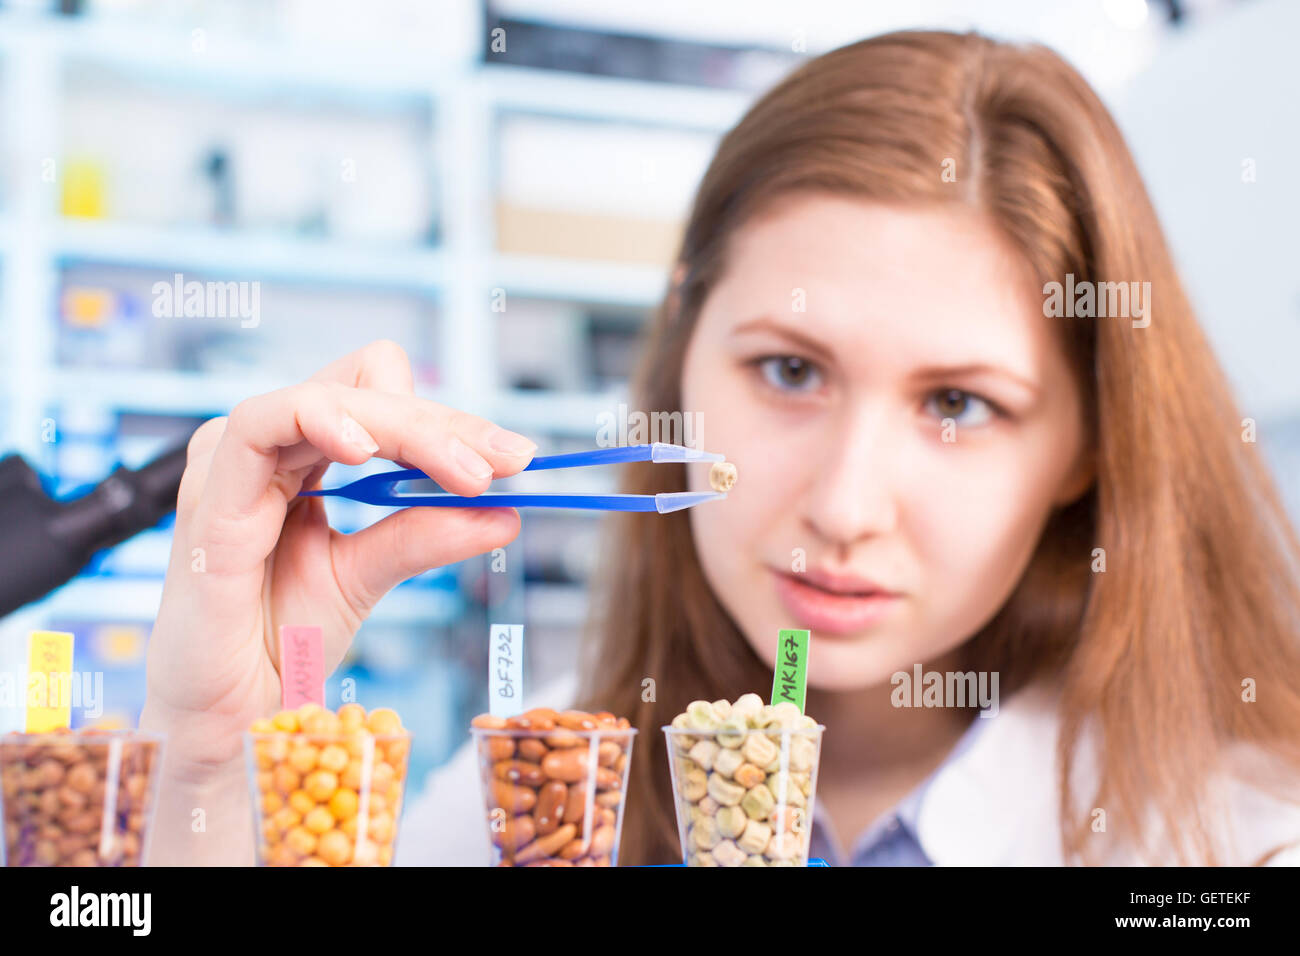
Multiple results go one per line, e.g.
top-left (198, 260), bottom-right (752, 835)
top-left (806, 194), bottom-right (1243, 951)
top-left (0, 0), bottom-right (1297, 803)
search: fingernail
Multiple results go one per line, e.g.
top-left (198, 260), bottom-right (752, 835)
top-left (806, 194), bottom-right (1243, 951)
top-left (340, 415), bottom-right (379, 455)
top-left (488, 427), bottom-right (537, 457)
top-left (451, 436), bottom-right (494, 481)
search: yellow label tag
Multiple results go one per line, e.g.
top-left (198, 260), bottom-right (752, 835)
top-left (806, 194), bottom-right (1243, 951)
top-left (25, 631), bottom-right (74, 733)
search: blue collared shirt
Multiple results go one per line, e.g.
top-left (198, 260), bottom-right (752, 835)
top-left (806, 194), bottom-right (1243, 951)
top-left (807, 713), bottom-right (991, 866)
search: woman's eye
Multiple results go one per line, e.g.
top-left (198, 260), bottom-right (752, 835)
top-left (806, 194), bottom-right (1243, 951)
top-left (756, 356), bottom-right (823, 393)
top-left (925, 388), bottom-right (995, 426)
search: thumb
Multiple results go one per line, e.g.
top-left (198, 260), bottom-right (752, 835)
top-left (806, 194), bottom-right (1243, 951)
top-left (331, 506), bottom-right (521, 616)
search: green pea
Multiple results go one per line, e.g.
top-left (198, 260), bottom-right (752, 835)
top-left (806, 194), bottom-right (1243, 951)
top-left (687, 700), bottom-right (719, 730)
top-left (716, 716), bottom-right (747, 748)
top-left (741, 784), bottom-right (775, 820)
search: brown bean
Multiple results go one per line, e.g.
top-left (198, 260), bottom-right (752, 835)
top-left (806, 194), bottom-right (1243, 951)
top-left (594, 791), bottom-right (623, 808)
top-left (589, 824), bottom-right (616, 858)
top-left (123, 774), bottom-right (147, 803)
top-left (490, 779), bottom-right (537, 813)
top-left (485, 736), bottom-right (515, 762)
top-left (56, 833), bottom-right (86, 857)
top-left (558, 836), bottom-right (589, 860)
top-left (34, 840), bottom-right (59, 865)
top-left (598, 807), bottom-right (617, 827)
top-left (515, 823), bottom-right (577, 863)
top-left (556, 711), bottom-right (598, 731)
top-left (491, 814), bottom-right (536, 853)
top-left (33, 760), bottom-right (64, 788)
top-left (472, 714), bottom-right (507, 729)
top-left (534, 780), bottom-right (567, 836)
top-left (540, 748), bottom-right (589, 783)
top-left (517, 739), bottom-right (549, 762)
top-left (524, 859), bottom-right (573, 866)
top-left (65, 763), bottom-right (97, 794)
top-left (595, 767), bottom-right (620, 791)
top-left (508, 708), bottom-right (558, 731)
top-left (492, 760), bottom-right (546, 787)
top-left (64, 811), bottom-right (99, 834)
top-left (56, 786), bottom-right (87, 809)
top-left (563, 784), bottom-right (587, 824)
top-left (544, 730), bottom-right (583, 749)
top-left (37, 789), bottom-right (60, 817)
top-left (49, 744), bottom-right (81, 765)
top-left (597, 741), bottom-right (621, 767)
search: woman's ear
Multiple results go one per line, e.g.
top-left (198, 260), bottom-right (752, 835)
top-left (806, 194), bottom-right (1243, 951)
top-left (1054, 445), bottom-right (1096, 506)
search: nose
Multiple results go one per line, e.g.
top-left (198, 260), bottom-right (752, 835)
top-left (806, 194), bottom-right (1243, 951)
top-left (800, 403), bottom-right (898, 553)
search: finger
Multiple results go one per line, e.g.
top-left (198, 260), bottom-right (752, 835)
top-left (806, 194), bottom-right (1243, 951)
top-left (185, 415), bottom-right (321, 489)
top-left (341, 391), bottom-right (537, 490)
top-left (331, 506), bottom-right (522, 614)
top-left (309, 339), bottom-right (415, 395)
top-left (204, 383), bottom-right (536, 520)
top-left (174, 417), bottom-right (228, 519)
top-left (293, 339), bottom-right (414, 474)
top-left (300, 459), bottom-right (332, 491)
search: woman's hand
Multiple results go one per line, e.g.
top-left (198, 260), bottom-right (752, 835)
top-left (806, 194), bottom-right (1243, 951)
top-left (139, 341), bottom-right (535, 863)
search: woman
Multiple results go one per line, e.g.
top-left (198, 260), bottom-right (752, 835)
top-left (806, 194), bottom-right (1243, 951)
top-left (141, 31), bottom-right (1300, 866)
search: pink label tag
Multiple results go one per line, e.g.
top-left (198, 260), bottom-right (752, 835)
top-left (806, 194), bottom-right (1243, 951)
top-left (280, 626), bottom-right (325, 710)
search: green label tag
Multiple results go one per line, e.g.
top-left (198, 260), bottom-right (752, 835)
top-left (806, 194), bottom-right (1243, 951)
top-left (770, 629), bottom-right (810, 713)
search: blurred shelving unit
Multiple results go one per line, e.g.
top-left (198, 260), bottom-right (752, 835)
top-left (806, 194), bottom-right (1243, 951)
top-left (0, 1), bottom-right (759, 752)
top-left (0, 4), bottom-right (753, 451)
top-left (53, 219), bottom-right (450, 290)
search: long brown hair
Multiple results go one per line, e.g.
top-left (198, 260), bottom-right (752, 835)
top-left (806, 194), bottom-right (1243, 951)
top-left (576, 30), bottom-right (1300, 866)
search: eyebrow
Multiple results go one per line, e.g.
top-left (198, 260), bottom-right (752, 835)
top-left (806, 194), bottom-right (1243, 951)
top-left (911, 363), bottom-right (1041, 400)
top-left (730, 316), bottom-right (834, 363)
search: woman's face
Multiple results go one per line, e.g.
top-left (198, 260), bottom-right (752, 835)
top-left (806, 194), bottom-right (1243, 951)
top-left (681, 195), bottom-right (1092, 690)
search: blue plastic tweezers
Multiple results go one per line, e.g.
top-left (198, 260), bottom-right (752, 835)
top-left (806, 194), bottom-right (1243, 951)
top-left (300, 442), bottom-right (729, 514)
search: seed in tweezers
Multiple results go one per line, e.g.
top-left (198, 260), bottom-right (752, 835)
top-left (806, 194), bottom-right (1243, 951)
top-left (709, 462), bottom-right (738, 492)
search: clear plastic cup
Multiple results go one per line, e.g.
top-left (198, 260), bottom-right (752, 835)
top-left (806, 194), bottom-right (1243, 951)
top-left (245, 729), bottom-right (410, 867)
top-left (0, 730), bottom-right (164, 867)
top-left (472, 723), bottom-right (637, 866)
top-left (664, 723), bottom-right (824, 866)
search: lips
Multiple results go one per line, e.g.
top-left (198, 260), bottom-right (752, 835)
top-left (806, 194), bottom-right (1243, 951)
top-left (771, 567), bottom-right (902, 636)
top-left (796, 568), bottom-right (896, 597)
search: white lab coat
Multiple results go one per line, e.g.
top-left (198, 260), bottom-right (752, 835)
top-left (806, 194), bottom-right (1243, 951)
top-left (394, 674), bottom-right (1300, 866)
